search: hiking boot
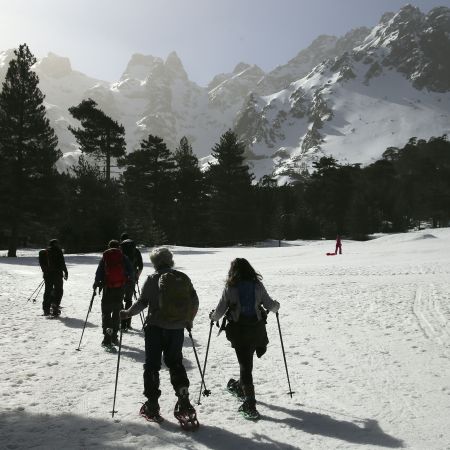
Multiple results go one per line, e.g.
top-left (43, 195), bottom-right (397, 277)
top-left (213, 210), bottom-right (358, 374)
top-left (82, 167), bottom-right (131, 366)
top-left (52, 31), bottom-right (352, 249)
top-left (174, 395), bottom-right (195, 416)
top-left (43, 309), bottom-right (50, 316)
top-left (175, 387), bottom-right (195, 416)
top-left (141, 399), bottom-right (160, 416)
top-left (111, 334), bottom-right (120, 346)
top-left (238, 398), bottom-right (260, 420)
top-left (227, 378), bottom-right (245, 400)
top-left (102, 334), bottom-right (112, 346)
top-left (51, 304), bottom-right (61, 316)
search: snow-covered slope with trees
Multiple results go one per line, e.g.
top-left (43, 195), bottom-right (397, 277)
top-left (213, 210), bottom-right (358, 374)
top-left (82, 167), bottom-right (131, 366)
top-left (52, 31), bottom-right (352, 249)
top-left (0, 5), bottom-right (449, 180)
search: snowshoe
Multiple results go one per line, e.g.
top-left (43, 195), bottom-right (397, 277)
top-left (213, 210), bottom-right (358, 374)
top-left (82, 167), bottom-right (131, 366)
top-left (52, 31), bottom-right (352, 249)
top-left (238, 399), bottom-right (260, 421)
top-left (101, 341), bottom-right (117, 353)
top-left (227, 378), bottom-right (245, 401)
top-left (140, 402), bottom-right (163, 424)
top-left (174, 397), bottom-right (199, 431)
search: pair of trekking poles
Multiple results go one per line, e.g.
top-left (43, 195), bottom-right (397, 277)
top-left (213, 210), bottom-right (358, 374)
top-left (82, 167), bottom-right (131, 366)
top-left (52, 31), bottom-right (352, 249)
top-left (27, 280), bottom-right (45, 303)
top-left (74, 285), bottom-right (143, 418)
top-left (192, 311), bottom-right (294, 406)
top-left (73, 288), bottom-right (125, 417)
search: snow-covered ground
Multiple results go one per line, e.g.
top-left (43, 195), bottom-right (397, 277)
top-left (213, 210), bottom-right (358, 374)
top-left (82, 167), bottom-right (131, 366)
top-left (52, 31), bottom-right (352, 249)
top-left (1, 229), bottom-right (450, 449)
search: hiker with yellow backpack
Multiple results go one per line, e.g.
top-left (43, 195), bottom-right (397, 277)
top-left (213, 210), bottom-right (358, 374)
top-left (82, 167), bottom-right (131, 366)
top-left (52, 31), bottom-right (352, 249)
top-left (120, 247), bottom-right (199, 428)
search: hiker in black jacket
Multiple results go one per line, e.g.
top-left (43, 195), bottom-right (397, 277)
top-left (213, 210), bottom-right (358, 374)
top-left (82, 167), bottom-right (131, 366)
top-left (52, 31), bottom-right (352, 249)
top-left (120, 232), bottom-right (144, 330)
top-left (38, 239), bottom-right (68, 316)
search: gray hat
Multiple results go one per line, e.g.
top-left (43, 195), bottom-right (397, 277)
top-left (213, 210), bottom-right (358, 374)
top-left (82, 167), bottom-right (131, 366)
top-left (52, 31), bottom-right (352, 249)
top-left (150, 247), bottom-right (174, 269)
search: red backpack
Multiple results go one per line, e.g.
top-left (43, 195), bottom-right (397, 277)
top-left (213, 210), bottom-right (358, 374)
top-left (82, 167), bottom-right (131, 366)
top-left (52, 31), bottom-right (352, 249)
top-left (103, 248), bottom-right (127, 288)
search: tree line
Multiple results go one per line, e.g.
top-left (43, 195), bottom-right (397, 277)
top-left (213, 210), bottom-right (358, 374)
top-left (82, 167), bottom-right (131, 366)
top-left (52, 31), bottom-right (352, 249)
top-left (1, 44), bottom-right (449, 256)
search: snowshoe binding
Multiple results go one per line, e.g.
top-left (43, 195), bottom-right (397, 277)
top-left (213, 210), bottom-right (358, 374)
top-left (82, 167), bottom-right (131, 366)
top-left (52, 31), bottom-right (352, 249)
top-left (140, 401), bottom-right (164, 424)
top-left (227, 378), bottom-right (245, 401)
top-left (101, 334), bottom-right (116, 352)
top-left (238, 399), bottom-right (260, 421)
top-left (50, 304), bottom-right (61, 317)
top-left (174, 396), bottom-right (199, 431)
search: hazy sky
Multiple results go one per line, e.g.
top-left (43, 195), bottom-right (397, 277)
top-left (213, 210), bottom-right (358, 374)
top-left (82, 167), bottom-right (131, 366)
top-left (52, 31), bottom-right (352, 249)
top-left (1, 0), bottom-right (449, 86)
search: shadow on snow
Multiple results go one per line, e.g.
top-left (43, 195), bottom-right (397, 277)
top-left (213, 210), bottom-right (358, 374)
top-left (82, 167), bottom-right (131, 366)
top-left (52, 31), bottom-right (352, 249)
top-left (0, 409), bottom-right (297, 450)
top-left (258, 401), bottom-right (404, 448)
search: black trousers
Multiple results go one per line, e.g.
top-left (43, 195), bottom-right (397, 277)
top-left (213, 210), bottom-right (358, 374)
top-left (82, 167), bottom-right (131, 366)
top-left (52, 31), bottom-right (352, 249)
top-left (101, 286), bottom-right (124, 335)
top-left (143, 325), bottom-right (189, 402)
top-left (234, 346), bottom-right (255, 388)
top-left (42, 274), bottom-right (63, 311)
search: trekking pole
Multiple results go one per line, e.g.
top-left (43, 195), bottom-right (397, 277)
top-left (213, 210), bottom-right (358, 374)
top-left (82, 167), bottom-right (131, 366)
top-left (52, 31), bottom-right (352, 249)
top-left (111, 325), bottom-right (123, 418)
top-left (197, 321), bottom-right (213, 405)
top-left (76, 290), bottom-right (96, 351)
top-left (186, 327), bottom-right (210, 405)
top-left (27, 280), bottom-right (45, 302)
top-left (31, 281), bottom-right (45, 303)
top-left (132, 289), bottom-right (145, 329)
top-left (276, 312), bottom-right (294, 397)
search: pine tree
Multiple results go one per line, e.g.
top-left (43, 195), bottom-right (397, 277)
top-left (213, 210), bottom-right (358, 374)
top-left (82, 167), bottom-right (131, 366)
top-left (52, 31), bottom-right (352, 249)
top-left (173, 136), bottom-right (206, 244)
top-left (0, 44), bottom-right (61, 257)
top-left (68, 99), bottom-right (125, 182)
top-left (119, 134), bottom-right (175, 243)
top-left (207, 130), bottom-right (255, 244)
top-left (60, 155), bottom-right (123, 252)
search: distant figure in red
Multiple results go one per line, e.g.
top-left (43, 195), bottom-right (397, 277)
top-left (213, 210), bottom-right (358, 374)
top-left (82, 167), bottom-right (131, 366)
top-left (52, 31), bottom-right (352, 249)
top-left (335, 235), bottom-right (342, 255)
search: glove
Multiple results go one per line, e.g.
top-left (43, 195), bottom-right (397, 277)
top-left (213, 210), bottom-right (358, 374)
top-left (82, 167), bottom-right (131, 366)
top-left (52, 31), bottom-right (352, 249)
top-left (209, 309), bottom-right (215, 321)
top-left (92, 282), bottom-right (97, 290)
top-left (64, 273), bottom-right (68, 281)
top-left (119, 310), bottom-right (129, 320)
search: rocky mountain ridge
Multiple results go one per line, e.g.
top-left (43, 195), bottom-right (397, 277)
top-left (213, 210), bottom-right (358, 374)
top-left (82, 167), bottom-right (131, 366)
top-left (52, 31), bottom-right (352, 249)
top-left (0, 5), bottom-right (449, 181)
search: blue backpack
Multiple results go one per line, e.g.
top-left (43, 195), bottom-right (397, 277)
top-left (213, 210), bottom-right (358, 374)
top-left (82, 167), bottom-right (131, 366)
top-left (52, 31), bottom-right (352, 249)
top-left (237, 281), bottom-right (256, 317)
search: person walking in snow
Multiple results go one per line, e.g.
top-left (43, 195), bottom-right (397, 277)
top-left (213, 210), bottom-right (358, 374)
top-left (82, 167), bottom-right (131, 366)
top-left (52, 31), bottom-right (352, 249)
top-left (119, 232), bottom-right (144, 331)
top-left (209, 258), bottom-right (280, 420)
top-left (38, 238), bottom-right (68, 316)
top-left (335, 234), bottom-right (342, 255)
top-left (119, 247), bottom-right (199, 425)
top-left (93, 240), bottom-right (132, 348)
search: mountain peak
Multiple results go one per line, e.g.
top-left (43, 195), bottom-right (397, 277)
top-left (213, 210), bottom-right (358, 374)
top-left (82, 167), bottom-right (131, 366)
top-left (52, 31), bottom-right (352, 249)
top-left (165, 51), bottom-right (188, 79)
top-left (121, 53), bottom-right (163, 81)
top-left (233, 62), bottom-right (251, 74)
top-left (36, 52), bottom-right (72, 78)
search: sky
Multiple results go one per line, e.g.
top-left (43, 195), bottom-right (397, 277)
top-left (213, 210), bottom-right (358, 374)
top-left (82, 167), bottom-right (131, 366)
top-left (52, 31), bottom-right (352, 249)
top-left (1, 0), bottom-right (450, 86)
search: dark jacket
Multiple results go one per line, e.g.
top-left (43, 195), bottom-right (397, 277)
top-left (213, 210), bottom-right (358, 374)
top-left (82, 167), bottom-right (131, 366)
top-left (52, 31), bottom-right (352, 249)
top-left (39, 246), bottom-right (68, 278)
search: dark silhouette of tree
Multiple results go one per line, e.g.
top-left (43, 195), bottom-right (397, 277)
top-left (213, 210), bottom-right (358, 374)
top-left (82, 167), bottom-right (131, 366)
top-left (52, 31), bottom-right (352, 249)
top-left (173, 136), bottom-right (206, 244)
top-left (60, 155), bottom-right (123, 252)
top-left (207, 130), bottom-right (255, 244)
top-left (0, 44), bottom-right (61, 256)
top-left (119, 134), bottom-right (175, 244)
top-left (68, 99), bottom-right (125, 182)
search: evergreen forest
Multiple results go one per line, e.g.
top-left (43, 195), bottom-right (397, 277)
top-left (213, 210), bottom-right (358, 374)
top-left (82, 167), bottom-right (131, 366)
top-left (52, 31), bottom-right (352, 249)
top-left (1, 45), bottom-right (450, 255)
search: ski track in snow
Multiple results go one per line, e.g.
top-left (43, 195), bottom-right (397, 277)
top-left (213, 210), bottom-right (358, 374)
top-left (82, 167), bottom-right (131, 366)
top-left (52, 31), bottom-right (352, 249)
top-left (1, 230), bottom-right (450, 449)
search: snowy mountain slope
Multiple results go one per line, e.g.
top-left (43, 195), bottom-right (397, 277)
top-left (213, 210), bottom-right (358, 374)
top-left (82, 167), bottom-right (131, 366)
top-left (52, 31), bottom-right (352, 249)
top-left (254, 27), bottom-right (370, 96)
top-left (237, 5), bottom-right (450, 181)
top-left (2, 228), bottom-right (450, 449)
top-left (1, 5), bottom-right (449, 180)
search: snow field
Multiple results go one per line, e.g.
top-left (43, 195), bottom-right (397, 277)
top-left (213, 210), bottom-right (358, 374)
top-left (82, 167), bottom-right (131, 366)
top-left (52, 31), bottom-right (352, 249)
top-left (1, 229), bottom-right (450, 449)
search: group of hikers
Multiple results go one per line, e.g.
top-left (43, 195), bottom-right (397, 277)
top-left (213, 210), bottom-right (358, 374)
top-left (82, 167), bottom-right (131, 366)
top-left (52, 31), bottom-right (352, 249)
top-left (38, 235), bottom-right (280, 424)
